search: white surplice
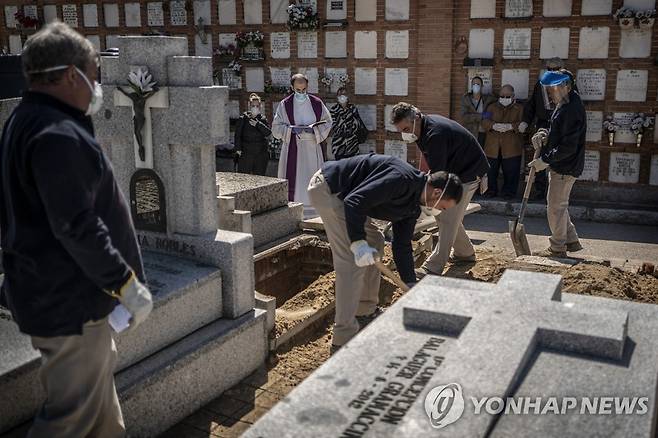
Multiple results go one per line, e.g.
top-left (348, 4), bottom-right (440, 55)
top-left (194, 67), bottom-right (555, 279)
top-left (272, 96), bottom-right (332, 218)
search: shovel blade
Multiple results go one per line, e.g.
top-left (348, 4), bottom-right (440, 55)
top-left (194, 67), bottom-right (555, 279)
top-left (509, 219), bottom-right (531, 256)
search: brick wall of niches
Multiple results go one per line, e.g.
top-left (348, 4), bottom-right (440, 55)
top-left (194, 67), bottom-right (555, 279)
top-left (0, 0), bottom-right (433, 166)
top-left (450, 0), bottom-right (658, 188)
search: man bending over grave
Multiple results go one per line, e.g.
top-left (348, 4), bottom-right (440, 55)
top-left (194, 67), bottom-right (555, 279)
top-left (273, 73), bottom-right (332, 219)
top-left (391, 102), bottom-right (490, 279)
top-left (528, 70), bottom-right (586, 258)
top-left (307, 153), bottom-right (462, 353)
top-left (0, 22), bottom-right (152, 437)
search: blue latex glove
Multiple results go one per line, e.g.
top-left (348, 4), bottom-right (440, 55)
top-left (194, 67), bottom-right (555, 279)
top-left (482, 111), bottom-right (493, 120)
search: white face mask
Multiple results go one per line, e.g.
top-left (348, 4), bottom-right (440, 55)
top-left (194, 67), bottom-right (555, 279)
top-left (472, 84), bottom-right (481, 94)
top-left (250, 106), bottom-right (261, 115)
top-left (294, 90), bottom-right (308, 102)
top-left (27, 64), bottom-right (103, 116)
top-left (499, 97), bottom-right (513, 107)
top-left (401, 117), bottom-right (418, 143)
top-left (337, 95), bottom-right (348, 104)
top-left (421, 175), bottom-right (448, 216)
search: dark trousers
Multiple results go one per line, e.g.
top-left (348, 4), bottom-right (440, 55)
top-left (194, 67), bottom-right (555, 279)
top-left (487, 153), bottom-right (522, 198)
top-left (238, 149), bottom-right (269, 176)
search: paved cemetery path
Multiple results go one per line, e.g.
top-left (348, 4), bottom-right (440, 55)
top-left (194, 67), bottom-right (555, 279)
top-left (464, 213), bottom-right (658, 267)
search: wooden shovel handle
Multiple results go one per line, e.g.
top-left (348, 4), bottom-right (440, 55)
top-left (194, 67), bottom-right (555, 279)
top-left (375, 260), bottom-right (410, 292)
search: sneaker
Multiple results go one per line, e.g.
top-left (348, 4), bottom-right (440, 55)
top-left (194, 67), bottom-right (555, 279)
top-left (533, 247), bottom-right (568, 258)
top-left (415, 266), bottom-right (441, 280)
top-left (356, 307), bottom-right (384, 329)
top-left (566, 241), bottom-right (583, 252)
top-left (449, 253), bottom-right (476, 263)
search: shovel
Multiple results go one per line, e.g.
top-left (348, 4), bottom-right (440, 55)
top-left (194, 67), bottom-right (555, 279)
top-left (374, 259), bottom-right (410, 292)
top-left (509, 147), bottom-right (541, 256)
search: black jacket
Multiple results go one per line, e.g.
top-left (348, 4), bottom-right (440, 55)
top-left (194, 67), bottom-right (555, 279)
top-left (322, 154), bottom-right (425, 283)
top-left (234, 113), bottom-right (271, 153)
top-left (541, 90), bottom-right (587, 178)
top-left (523, 74), bottom-right (579, 130)
top-left (0, 92), bottom-right (144, 337)
top-left (416, 114), bottom-right (489, 183)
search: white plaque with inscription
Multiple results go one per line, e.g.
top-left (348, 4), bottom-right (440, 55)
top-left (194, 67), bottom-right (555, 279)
top-left (385, 140), bottom-right (408, 162)
top-left (505, 0), bottom-right (533, 18)
top-left (245, 68), bottom-right (265, 92)
top-left (503, 28), bottom-right (531, 59)
top-left (385, 105), bottom-right (397, 132)
top-left (298, 32), bottom-right (318, 58)
top-left (540, 28), bottom-right (570, 59)
top-left (327, 0), bottom-right (347, 20)
top-left (576, 69), bottom-right (606, 101)
top-left (586, 111), bottom-right (603, 143)
top-left (218, 0), bottom-right (237, 24)
top-left (170, 1), bottom-right (187, 25)
top-left (355, 68), bottom-right (377, 95)
top-left (385, 68), bottom-right (409, 96)
top-left (469, 29), bottom-right (495, 59)
top-left (222, 69), bottom-right (242, 90)
top-left (355, 0), bottom-right (377, 21)
top-left (579, 150), bottom-right (600, 181)
top-left (104, 4), bottom-right (119, 27)
top-left (501, 69), bottom-right (529, 100)
top-left (194, 0), bottom-right (212, 23)
top-left (125, 2), bottom-right (141, 27)
top-left (650, 155), bottom-right (658, 186)
top-left (543, 0), bottom-right (572, 16)
top-left (356, 105), bottom-right (377, 131)
top-left (148, 3), bottom-right (165, 26)
top-left (44, 5), bottom-right (58, 24)
top-left (9, 35), bottom-right (22, 55)
top-left (325, 31), bottom-right (347, 58)
top-left (271, 0), bottom-right (288, 23)
top-left (624, 0), bottom-right (656, 10)
top-left (298, 67), bottom-right (319, 93)
top-left (270, 32), bottom-right (290, 59)
top-left (578, 27), bottom-right (610, 59)
top-left (355, 31), bottom-right (377, 59)
top-left (615, 70), bottom-right (648, 102)
top-left (244, 0), bottom-right (263, 24)
top-left (62, 4), bottom-right (79, 27)
top-left (386, 0), bottom-right (409, 21)
top-left (195, 34), bottom-right (212, 57)
top-left (609, 152), bottom-right (640, 184)
top-left (4, 6), bottom-right (17, 28)
top-left (614, 112), bottom-right (638, 143)
top-left (386, 31), bottom-right (409, 59)
top-left (471, 0), bottom-right (496, 18)
top-left (620, 29), bottom-right (652, 58)
top-left (581, 0), bottom-right (612, 15)
top-left (83, 4), bottom-right (98, 27)
top-left (270, 67), bottom-right (292, 87)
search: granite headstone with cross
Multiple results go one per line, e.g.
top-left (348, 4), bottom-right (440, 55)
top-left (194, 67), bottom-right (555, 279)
top-left (246, 270), bottom-right (658, 437)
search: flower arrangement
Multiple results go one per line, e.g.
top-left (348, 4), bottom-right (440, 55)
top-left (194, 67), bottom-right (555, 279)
top-left (118, 68), bottom-right (160, 162)
top-left (127, 68), bottom-right (158, 95)
top-left (214, 43), bottom-right (237, 59)
top-left (287, 4), bottom-right (320, 31)
top-left (630, 113), bottom-right (654, 147)
top-left (268, 137), bottom-right (283, 160)
top-left (637, 9), bottom-right (656, 28)
top-left (320, 73), bottom-right (349, 90)
top-left (603, 115), bottom-right (620, 147)
top-left (228, 60), bottom-right (242, 75)
top-left (613, 7), bottom-right (656, 28)
top-left (236, 31), bottom-right (264, 48)
top-left (14, 10), bottom-right (39, 29)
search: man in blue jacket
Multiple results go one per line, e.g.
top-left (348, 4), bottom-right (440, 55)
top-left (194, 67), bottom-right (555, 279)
top-left (308, 153), bottom-right (462, 352)
top-left (0, 23), bottom-right (152, 437)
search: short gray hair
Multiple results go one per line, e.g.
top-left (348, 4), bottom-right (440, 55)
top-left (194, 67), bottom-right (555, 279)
top-left (390, 102), bottom-right (419, 124)
top-left (22, 21), bottom-right (98, 85)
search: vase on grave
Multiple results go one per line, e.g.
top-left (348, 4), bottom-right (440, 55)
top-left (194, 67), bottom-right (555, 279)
top-left (608, 131), bottom-right (615, 147)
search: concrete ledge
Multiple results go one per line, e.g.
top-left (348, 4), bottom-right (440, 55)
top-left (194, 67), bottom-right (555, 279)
top-left (476, 199), bottom-right (658, 226)
top-left (251, 202), bottom-right (304, 248)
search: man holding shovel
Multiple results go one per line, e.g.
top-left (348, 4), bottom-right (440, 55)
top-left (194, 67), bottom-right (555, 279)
top-left (307, 154), bottom-right (462, 352)
top-left (528, 70), bottom-right (586, 258)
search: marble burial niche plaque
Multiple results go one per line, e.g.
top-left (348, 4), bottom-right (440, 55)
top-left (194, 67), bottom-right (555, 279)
top-left (543, 0), bottom-right (572, 17)
top-left (355, 67), bottom-right (377, 95)
top-left (218, 0), bottom-right (237, 24)
top-left (576, 69), bottom-right (606, 101)
top-left (540, 28), bottom-right (570, 59)
top-left (505, 0), bottom-right (533, 18)
top-left (327, 0), bottom-right (347, 20)
top-left (385, 0), bottom-right (409, 21)
top-left (613, 112), bottom-right (638, 144)
top-left (170, 0), bottom-right (188, 25)
top-left (62, 4), bottom-right (79, 27)
top-left (356, 104), bottom-right (377, 131)
top-left (148, 2), bottom-right (165, 26)
top-left (586, 111), bottom-right (603, 143)
top-left (270, 0), bottom-right (288, 23)
top-left (104, 4), bottom-right (119, 27)
top-left (83, 4), bottom-right (98, 27)
top-left (503, 28), bottom-right (531, 59)
top-left (385, 31), bottom-right (409, 59)
top-left (194, 0), bottom-right (212, 24)
top-left (385, 140), bottom-right (407, 161)
top-left (355, 0), bottom-right (377, 21)
top-left (581, 0), bottom-right (612, 15)
top-left (244, 0), bottom-right (263, 24)
top-left (469, 29), bottom-right (495, 59)
top-left (385, 68), bottom-right (408, 96)
top-left (245, 67), bottom-right (265, 92)
top-left (355, 31), bottom-right (377, 59)
top-left (325, 31), bottom-right (347, 58)
top-left (471, 0), bottom-right (496, 18)
top-left (650, 155), bottom-right (658, 186)
top-left (125, 2), bottom-right (142, 27)
top-left (298, 67), bottom-right (319, 93)
top-left (579, 150), bottom-right (600, 181)
top-left (298, 32), bottom-right (318, 58)
top-left (615, 70), bottom-right (648, 102)
top-left (608, 152), bottom-right (640, 184)
top-left (578, 27), bottom-right (610, 59)
top-left (270, 32), bottom-right (290, 59)
top-left (620, 29), bottom-right (652, 58)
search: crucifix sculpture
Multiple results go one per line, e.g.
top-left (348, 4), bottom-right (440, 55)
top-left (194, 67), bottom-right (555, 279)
top-left (117, 87), bottom-right (158, 161)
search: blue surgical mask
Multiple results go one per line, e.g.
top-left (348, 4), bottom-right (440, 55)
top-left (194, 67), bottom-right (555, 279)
top-left (294, 90), bottom-right (308, 102)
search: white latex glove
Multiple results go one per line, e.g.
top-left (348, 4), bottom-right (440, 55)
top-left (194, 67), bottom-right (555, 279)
top-left (234, 150), bottom-right (243, 157)
top-left (248, 118), bottom-right (258, 127)
top-left (502, 123), bottom-right (514, 132)
top-left (492, 123), bottom-right (505, 132)
top-left (350, 240), bottom-right (378, 267)
top-left (531, 129), bottom-right (549, 151)
top-left (518, 121), bottom-right (528, 133)
top-left (528, 158), bottom-right (550, 172)
top-left (114, 273), bottom-right (153, 329)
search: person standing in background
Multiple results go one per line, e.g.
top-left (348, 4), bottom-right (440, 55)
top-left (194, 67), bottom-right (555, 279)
top-left (234, 93), bottom-right (272, 176)
top-left (481, 84), bottom-right (524, 199)
top-left (329, 87), bottom-right (367, 160)
top-left (460, 76), bottom-right (496, 147)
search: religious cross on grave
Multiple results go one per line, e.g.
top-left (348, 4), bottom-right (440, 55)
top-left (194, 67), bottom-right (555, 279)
top-left (402, 269), bottom-right (628, 436)
top-left (114, 66), bottom-right (169, 169)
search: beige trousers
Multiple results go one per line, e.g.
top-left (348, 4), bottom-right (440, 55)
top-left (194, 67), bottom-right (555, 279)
top-left (307, 170), bottom-right (384, 346)
top-left (28, 318), bottom-right (125, 438)
top-left (547, 170), bottom-right (579, 252)
top-left (422, 179), bottom-right (480, 275)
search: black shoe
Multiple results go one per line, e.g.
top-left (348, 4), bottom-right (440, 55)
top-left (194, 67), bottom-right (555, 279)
top-left (566, 241), bottom-right (583, 252)
top-left (415, 266), bottom-right (441, 280)
top-left (484, 191), bottom-right (497, 198)
top-left (356, 307), bottom-right (384, 329)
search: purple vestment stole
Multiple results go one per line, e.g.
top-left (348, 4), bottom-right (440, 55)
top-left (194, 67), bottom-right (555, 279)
top-left (283, 94), bottom-right (324, 201)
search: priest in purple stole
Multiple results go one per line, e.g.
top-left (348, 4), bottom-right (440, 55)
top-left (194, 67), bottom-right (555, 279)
top-left (272, 73), bottom-right (332, 218)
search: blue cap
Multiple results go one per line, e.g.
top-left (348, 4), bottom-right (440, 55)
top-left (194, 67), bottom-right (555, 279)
top-left (540, 71), bottom-right (570, 86)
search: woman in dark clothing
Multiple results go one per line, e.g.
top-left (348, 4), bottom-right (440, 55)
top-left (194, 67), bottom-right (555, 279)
top-left (234, 93), bottom-right (272, 175)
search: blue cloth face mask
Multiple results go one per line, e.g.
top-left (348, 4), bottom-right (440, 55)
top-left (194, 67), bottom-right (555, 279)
top-left (294, 90), bottom-right (308, 102)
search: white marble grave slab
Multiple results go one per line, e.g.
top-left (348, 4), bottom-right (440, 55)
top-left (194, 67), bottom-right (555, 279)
top-left (469, 29), bottom-right (495, 59)
top-left (503, 28), bottom-right (531, 59)
top-left (271, 32), bottom-right (290, 59)
top-left (195, 34), bottom-right (213, 57)
top-left (83, 4), bottom-right (98, 27)
top-left (147, 2), bottom-right (165, 26)
top-left (609, 152), bottom-right (640, 184)
top-left (9, 35), bottom-right (22, 55)
top-left (386, 0), bottom-right (409, 21)
top-left (228, 101), bottom-right (241, 119)
top-left (44, 5), bottom-right (58, 23)
top-left (620, 29), bottom-right (652, 58)
top-left (614, 112), bottom-right (638, 143)
top-left (194, 0), bottom-right (212, 24)
top-left (87, 35), bottom-right (101, 51)
top-left (4, 6), bottom-right (17, 28)
top-left (580, 150), bottom-right (600, 181)
top-left (325, 31), bottom-right (347, 58)
top-left (355, 68), bottom-right (377, 95)
top-left (385, 68), bottom-right (408, 96)
top-left (222, 69), bottom-right (242, 90)
top-left (327, 0), bottom-right (347, 20)
top-left (171, 1), bottom-right (188, 25)
top-left (650, 155), bottom-right (658, 186)
top-left (62, 4), bottom-right (78, 27)
top-left (244, 0), bottom-right (263, 24)
top-left (616, 70), bottom-right (648, 102)
top-left (386, 31), bottom-right (409, 59)
top-left (581, 0), bottom-right (612, 15)
top-left (355, 31), bottom-right (377, 59)
top-left (577, 69), bottom-right (606, 101)
top-left (586, 111), bottom-right (603, 143)
top-left (543, 0), bottom-right (572, 16)
top-left (578, 27), bottom-right (609, 59)
top-left (24, 5), bottom-right (37, 20)
top-left (270, 67), bottom-right (292, 87)
top-left (505, 0), bottom-right (533, 17)
top-left (356, 104), bottom-right (377, 131)
top-left (385, 104), bottom-right (397, 132)
top-left (218, 0), bottom-right (237, 24)
top-left (270, 0), bottom-right (288, 23)
top-left (385, 140), bottom-right (407, 161)
top-left (106, 35), bottom-right (120, 50)
top-left (540, 28), bottom-right (570, 59)
top-left (104, 4), bottom-right (119, 27)
top-left (355, 0), bottom-right (377, 21)
top-left (471, 0), bottom-right (496, 18)
top-left (298, 67), bottom-right (319, 93)
top-left (501, 69), bottom-right (529, 100)
top-left (246, 68), bottom-right (265, 92)
top-left (623, 0), bottom-right (656, 9)
top-left (125, 2), bottom-right (141, 27)
top-left (298, 32), bottom-right (318, 58)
